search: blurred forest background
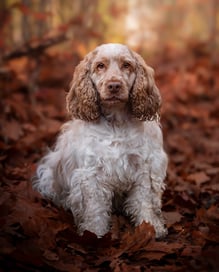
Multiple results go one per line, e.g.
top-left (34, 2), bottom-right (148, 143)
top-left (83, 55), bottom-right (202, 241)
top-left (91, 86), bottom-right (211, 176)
top-left (1, 0), bottom-right (219, 56)
top-left (1, 1), bottom-right (219, 271)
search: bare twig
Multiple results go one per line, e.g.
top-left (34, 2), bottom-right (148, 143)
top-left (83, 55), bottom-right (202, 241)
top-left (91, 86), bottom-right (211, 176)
top-left (2, 34), bottom-right (68, 61)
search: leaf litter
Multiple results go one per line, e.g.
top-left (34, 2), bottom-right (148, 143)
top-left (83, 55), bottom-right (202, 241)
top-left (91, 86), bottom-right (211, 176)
top-left (0, 45), bottom-right (219, 271)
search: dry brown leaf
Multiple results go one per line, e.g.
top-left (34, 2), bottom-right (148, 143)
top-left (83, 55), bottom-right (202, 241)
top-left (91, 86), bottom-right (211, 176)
top-left (136, 241), bottom-right (184, 261)
top-left (206, 167), bottom-right (219, 176)
top-left (207, 184), bottom-right (219, 192)
top-left (43, 249), bottom-right (59, 261)
top-left (187, 172), bottom-right (210, 185)
top-left (120, 222), bottom-right (155, 253)
top-left (181, 245), bottom-right (202, 257)
top-left (206, 206), bottom-right (219, 221)
top-left (1, 119), bottom-right (23, 141)
top-left (163, 211), bottom-right (183, 227)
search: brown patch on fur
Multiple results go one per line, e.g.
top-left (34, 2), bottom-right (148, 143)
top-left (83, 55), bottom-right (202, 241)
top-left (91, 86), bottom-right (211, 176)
top-left (66, 51), bottom-right (101, 121)
top-left (129, 52), bottom-right (161, 121)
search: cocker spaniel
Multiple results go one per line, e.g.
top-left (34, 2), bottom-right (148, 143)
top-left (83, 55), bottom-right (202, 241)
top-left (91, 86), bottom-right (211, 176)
top-left (33, 43), bottom-right (168, 238)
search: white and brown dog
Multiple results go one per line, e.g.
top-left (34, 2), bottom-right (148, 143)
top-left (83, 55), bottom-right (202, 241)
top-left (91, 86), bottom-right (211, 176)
top-left (33, 43), bottom-right (168, 238)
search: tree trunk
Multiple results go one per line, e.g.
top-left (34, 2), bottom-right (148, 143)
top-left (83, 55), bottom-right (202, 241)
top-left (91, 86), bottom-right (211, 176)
top-left (22, 0), bottom-right (31, 43)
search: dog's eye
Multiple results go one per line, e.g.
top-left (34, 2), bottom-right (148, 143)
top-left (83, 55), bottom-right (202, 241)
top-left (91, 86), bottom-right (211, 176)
top-left (122, 62), bottom-right (131, 69)
top-left (97, 63), bottom-right (105, 70)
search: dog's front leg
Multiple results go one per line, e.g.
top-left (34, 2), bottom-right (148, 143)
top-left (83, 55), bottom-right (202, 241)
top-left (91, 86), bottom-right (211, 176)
top-left (124, 177), bottom-right (167, 238)
top-left (67, 172), bottom-right (113, 238)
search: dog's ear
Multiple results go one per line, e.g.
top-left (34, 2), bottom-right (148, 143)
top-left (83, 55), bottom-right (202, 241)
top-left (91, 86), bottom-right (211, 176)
top-left (66, 51), bottom-right (100, 121)
top-left (130, 52), bottom-right (161, 121)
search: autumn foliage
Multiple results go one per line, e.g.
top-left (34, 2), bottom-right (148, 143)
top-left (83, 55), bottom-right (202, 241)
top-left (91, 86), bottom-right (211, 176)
top-left (0, 39), bottom-right (219, 271)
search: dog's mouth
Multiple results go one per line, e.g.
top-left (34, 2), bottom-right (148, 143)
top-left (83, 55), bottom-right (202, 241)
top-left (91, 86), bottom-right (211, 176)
top-left (106, 96), bottom-right (121, 101)
top-left (103, 96), bottom-right (127, 105)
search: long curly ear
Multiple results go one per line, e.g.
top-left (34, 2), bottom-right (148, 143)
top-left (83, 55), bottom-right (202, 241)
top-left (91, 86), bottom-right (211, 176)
top-left (130, 52), bottom-right (161, 121)
top-left (66, 51), bottom-right (100, 121)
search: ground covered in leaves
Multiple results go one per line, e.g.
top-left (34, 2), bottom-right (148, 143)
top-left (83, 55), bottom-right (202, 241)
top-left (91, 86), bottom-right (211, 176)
top-left (0, 45), bottom-right (219, 271)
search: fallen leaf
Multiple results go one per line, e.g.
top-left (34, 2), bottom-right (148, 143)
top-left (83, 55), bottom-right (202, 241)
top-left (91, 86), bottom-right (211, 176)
top-left (1, 119), bottom-right (23, 141)
top-left (187, 172), bottom-right (210, 185)
top-left (163, 211), bottom-right (183, 227)
top-left (43, 249), bottom-right (59, 261)
top-left (137, 241), bottom-right (184, 261)
top-left (181, 245), bottom-right (202, 257)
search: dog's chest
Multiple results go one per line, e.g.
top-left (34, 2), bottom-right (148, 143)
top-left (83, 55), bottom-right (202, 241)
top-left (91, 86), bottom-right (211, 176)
top-left (77, 124), bottom-right (150, 185)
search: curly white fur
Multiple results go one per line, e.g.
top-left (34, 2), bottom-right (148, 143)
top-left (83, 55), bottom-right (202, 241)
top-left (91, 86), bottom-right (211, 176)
top-left (33, 43), bottom-right (168, 238)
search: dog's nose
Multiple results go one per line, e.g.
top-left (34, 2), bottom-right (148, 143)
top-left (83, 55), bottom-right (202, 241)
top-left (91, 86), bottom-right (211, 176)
top-left (107, 81), bottom-right (122, 93)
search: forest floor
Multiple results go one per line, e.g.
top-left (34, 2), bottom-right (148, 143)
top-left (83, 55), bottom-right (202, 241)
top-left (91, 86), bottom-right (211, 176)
top-left (0, 43), bottom-right (219, 272)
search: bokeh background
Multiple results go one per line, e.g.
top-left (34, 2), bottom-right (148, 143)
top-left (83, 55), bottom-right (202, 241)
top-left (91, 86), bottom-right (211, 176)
top-left (1, 0), bottom-right (218, 56)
